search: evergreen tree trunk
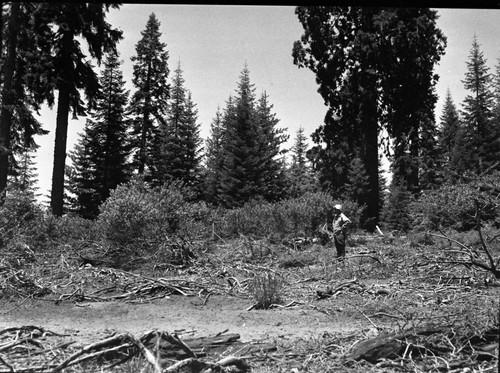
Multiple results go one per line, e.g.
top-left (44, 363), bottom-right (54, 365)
top-left (409, 129), bottom-right (420, 192)
top-left (51, 83), bottom-right (71, 216)
top-left (363, 93), bottom-right (380, 230)
top-left (138, 66), bottom-right (152, 176)
top-left (50, 31), bottom-right (73, 216)
top-left (0, 1), bottom-right (20, 204)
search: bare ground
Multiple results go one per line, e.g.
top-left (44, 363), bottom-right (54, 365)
top-left (0, 293), bottom-right (366, 346)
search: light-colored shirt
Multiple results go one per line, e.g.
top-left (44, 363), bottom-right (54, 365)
top-left (332, 213), bottom-right (351, 234)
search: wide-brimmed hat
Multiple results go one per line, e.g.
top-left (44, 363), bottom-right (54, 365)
top-left (334, 204), bottom-right (342, 211)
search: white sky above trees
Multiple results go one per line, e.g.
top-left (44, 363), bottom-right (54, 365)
top-left (33, 5), bottom-right (500, 202)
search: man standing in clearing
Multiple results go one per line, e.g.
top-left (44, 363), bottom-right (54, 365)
top-left (330, 204), bottom-right (351, 260)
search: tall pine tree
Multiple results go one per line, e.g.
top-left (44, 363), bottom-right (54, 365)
top-left (154, 63), bottom-right (203, 191)
top-left (494, 58), bottom-right (500, 123)
top-left (293, 7), bottom-right (446, 228)
top-left (218, 66), bottom-right (287, 207)
top-left (204, 106), bottom-right (226, 205)
top-left (182, 91), bottom-right (204, 192)
top-left (29, 3), bottom-right (122, 216)
top-left (437, 89), bottom-right (460, 180)
top-left (219, 66), bottom-right (259, 207)
top-left (8, 147), bottom-right (39, 201)
top-left (287, 126), bottom-right (316, 198)
top-left (129, 12), bottom-right (170, 178)
top-left (0, 3), bottom-right (48, 204)
top-left (67, 51), bottom-right (131, 218)
top-left (455, 36), bottom-right (497, 174)
top-left (254, 91), bottom-right (288, 202)
top-left (67, 121), bottom-right (100, 218)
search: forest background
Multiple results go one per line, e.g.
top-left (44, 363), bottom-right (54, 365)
top-left (1, 4), bottom-right (500, 232)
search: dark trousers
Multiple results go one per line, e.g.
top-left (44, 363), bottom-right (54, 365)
top-left (334, 232), bottom-right (346, 259)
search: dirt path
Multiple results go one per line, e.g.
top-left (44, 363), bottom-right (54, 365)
top-left (0, 295), bottom-right (365, 345)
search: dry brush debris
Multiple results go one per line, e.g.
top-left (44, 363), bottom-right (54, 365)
top-left (0, 326), bottom-right (275, 372)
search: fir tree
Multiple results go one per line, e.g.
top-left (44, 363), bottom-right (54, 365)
top-left (8, 147), bottom-right (39, 201)
top-left (1, 3), bottom-right (49, 203)
top-left (457, 36), bottom-right (497, 174)
top-left (29, 3), bottom-right (122, 216)
top-left (182, 91), bottom-right (204, 192)
top-left (418, 109), bottom-right (442, 190)
top-left (494, 58), bottom-right (500, 122)
top-left (91, 51), bottom-right (131, 199)
top-left (129, 13), bottom-right (170, 178)
top-left (287, 126), bottom-right (316, 198)
top-left (67, 51), bottom-right (131, 218)
top-left (437, 89), bottom-right (460, 179)
top-left (205, 105), bottom-right (228, 205)
top-left (155, 63), bottom-right (203, 191)
top-left (490, 58), bottom-right (500, 165)
top-left (381, 178), bottom-right (413, 232)
top-left (218, 66), bottom-right (287, 207)
top-left (218, 66), bottom-right (259, 207)
top-left (67, 121), bottom-right (101, 218)
top-left (344, 155), bottom-right (370, 206)
top-left (254, 91), bottom-right (288, 202)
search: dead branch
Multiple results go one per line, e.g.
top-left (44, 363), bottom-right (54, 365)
top-left (474, 199), bottom-right (499, 276)
top-left (0, 338), bottom-right (44, 353)
top-left (164, 355), bottom-right (250, 372)
top-left (50, 333), bottom-right (132, 372)
top-left (430, 213), bottom-right (500, 279)
top-left (0, 355), bottom-right (13, 372)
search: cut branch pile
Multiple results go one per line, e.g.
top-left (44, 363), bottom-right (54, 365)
top-left (0, 326), bottom-right (274, 372)
top-left (348, 326), bottom-right (499, 370)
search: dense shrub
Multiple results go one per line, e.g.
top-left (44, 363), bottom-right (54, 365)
top-left (0, 190), bottom-right (44, 247)
top-left (99, 180), bottom-right (183, 246)
top-left (97, 180), bottom-right (214, 268)
top-left (410, 174), bottom-right (500, 231)
top-left (217, 192), bottom-right (364, 238)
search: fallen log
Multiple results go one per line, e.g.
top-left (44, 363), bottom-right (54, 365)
top-left (349, 335), bottom-right (405, 363)
top-left (349, 329), bottom-right (445, 364)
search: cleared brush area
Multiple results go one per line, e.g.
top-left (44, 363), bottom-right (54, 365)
top-left (1, 231), bottom-right (498, 372)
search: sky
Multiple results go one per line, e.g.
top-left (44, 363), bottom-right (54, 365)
top-left (32, 5), bottom-right (500, 201)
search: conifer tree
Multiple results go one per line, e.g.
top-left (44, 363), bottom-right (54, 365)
top-left (437, 89), bottom-right (460, 180)
top-left (218, 66), bottom-right (287, 207)
top-left (418, 111), bottom-right (443, 190)
top-left (218, 66), bottom-right (259, 207)
top-left (28, 3), bottom-right (122, 216)
top-left (0, 3), bottom-right (49, 203)
top-left (0, 2), bottom-right (21, 203)
top-left (293, 7), bottom-right (446, 227)
top-left (67, 121), bottom-right (101, 218)
top-left (182, 91), bottom-right (204, 191)
top-left (491, 58), bottom-right (500, 162)
top-left (129, 12), bottom-right (170, 178)
top-left (92, 52), bottom-right (131, 197)
top-left (344, 155), bottom-right (370, 206)
top-left (67, 51), bottom-right (131, 218)
top-left (494, 58), bottom-right (500, 122)
top-left (254, 91), bottom-right (288, 201)
top-left (153, 62), bottom-right (187, 184)
top-left (457, 36), bottom-right (497, 174)
top-left (154, 63), bottom-right (203, 191)
top-left (204, 107), bottom-right (226, 205)
top-left (287, 127), bottom-right (316, 198)
top-left (8, 147), bottom-right (39, 200)
top-left (381, 179), bottom-right (413, 232)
